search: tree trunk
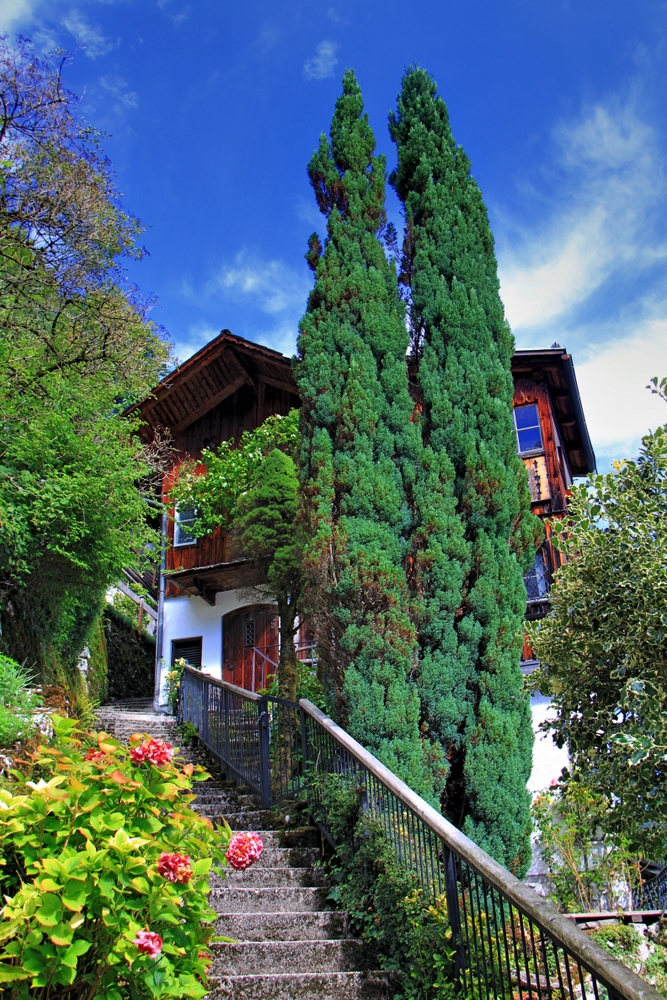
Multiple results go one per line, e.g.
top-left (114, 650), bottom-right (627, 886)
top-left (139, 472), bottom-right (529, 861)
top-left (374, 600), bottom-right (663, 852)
top-left (277, 596), bottom-right (298, 702)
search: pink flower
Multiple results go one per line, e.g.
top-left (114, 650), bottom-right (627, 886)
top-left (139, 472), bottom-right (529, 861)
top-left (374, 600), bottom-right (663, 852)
top-left (225, 831), bottom-right (263, 870)
top-left (84, 749), bottom-right (108, 765)
top-left (157, 851), bottom-right (193, 883)
top-left (133, 930), bottom-right (163, 958)
top-left (130, 738), bottom-right (174, 766)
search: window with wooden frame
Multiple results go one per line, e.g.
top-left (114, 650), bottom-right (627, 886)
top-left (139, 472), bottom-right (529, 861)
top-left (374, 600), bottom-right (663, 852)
top-left (174, 507), bottom-right (197, 547)
top-left (513, 403), bottom-right (544, 455)
top-left (524, 547), bottom-right (551, 602)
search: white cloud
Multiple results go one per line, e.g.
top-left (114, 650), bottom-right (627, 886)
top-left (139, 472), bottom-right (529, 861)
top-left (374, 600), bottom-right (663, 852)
top-left (574, 317), bottom-right (667, 465)
top-left (212, 252), bottom-right (310, 317)
top-left (99, 74), bottom-right (137, 108)
top-left (156, 0), bottom-right (191, 26)
top-left (327, 8), bottom-right (347, 25)
top-left (494, 92), bottom-right (667, 469)
top-left (303, 41), bottom-right (338, 81)
top-left (498, 99), bottom-right (666, 332)
top-left (62, 9), bottom-right (114, 58)
top-left (0, 0), bottom-right (43, 31)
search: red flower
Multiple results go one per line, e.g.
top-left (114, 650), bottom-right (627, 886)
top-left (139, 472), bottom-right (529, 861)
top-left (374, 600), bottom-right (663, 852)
top-left (157, 851), bottom-right (193, 883)
top-left (84, 749), bottom-right (107, 764)
top-left (225, 831), bottom-right (263, 870)
top-left (133, 930), bottom-right (163, 958)
top-left (129, 738), bottom-right (174, 766)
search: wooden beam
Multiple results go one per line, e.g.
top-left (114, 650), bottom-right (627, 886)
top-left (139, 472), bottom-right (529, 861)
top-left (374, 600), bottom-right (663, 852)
top-left (142, 357), bottom-right (214, 414)
top-left (226, 348), bottom-right (256, 387)
top-left (259, 373), bottom-right (298, 393)
top-left (169, 376), bottom-right (247, 434)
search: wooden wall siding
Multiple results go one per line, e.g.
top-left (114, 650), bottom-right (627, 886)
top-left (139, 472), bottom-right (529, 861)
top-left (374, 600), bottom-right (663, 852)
top-left (176, 380), bottom-right (299, 458)
top-left (165, 528), bottom-right (228, 574)
top-left (513, 376), bottom-right (567, 516)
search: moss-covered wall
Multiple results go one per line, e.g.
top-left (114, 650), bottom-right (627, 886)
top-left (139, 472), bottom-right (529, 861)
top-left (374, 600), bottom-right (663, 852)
top-left (104, 606), bottom-right (155, 701)
top-left (86, 616), bottom-right (109, 704)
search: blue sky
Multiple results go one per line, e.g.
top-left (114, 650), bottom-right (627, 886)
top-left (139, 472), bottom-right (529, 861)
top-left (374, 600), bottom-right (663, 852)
top-left (3, 0), bottom-right (667, 470)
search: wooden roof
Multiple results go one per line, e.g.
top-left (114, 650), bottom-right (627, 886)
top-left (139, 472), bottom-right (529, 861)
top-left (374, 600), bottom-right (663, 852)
top-left (511, 348), bottom-right (596, 476)
top-left (132, 331), bottom-right (595, 477)
top-left (132, 330), bottom-right (297, 439)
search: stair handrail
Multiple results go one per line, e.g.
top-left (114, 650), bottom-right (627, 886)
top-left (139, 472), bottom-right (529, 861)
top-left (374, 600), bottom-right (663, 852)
top-left (299, 698), bottom-right (662, 1000)
top-left (178, 664), bottom-right (663, 1000)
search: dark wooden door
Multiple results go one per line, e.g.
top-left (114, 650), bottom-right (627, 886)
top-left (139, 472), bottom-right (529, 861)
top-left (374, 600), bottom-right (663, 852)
top-left (222, 605), bottom-right (279, 692)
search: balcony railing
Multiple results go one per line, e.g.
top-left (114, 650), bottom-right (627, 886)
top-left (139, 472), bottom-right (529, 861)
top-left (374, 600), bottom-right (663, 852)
top-left (178, 665), bottom-right (663, 1000)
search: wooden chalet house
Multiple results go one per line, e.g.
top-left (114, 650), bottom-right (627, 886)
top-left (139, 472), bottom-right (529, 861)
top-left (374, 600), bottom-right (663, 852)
top-left (510, 347), bottom-right (596, 665)
top-left (133, 332), bottom-right (595, 709)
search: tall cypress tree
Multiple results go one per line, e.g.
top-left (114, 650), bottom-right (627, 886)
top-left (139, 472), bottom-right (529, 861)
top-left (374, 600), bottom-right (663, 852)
top-left (295, 70), bottom-right (441, 801)
top-left (389, 68), bottom-right (542, 871)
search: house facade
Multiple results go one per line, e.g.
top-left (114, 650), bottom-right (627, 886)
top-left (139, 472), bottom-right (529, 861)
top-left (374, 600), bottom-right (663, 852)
top-left (132, 332), bottom-right (595, 713)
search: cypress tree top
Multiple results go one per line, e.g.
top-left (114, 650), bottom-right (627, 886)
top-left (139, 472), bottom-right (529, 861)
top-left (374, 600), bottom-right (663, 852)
top-left (390, 68), bottom-right (542, 870)
top-left (296, 70), bottom-right (441, 802)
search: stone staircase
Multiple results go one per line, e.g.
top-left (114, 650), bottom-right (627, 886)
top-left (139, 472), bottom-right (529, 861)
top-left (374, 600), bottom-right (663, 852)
top-left (96, 701), bottom-right (396, 999)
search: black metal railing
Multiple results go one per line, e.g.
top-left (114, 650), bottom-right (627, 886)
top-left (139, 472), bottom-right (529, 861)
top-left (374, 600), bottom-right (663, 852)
top-left (179, 666), bottom-right (662, 1000)
top-left (179, 667), bottom-right (307, 807)
top-left (634, 864), bottom-right (667, 911)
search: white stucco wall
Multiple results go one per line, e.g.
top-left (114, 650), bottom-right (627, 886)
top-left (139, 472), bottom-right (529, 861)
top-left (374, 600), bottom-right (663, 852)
top-left (156, 588), bottom-right (268, 707)
top-left (528, 691), bottom-right (569, 795)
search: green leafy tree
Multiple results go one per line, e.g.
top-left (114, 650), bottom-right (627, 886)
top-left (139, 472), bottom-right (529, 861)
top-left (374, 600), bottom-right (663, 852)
top-left (172, 410), bottom-right (299, 534)
top-left (295, 70), bottom-right (441, 801)
top-left (237, 449), bottom-right (303, 700)
top-left (389, 68), bottom-right (541, 870)
top-left (529, 388), bottom-right (667, 859)
top-left (172, 411), bottom-right (303, 700)
top-left (0, 39), bottom-right (171, 686)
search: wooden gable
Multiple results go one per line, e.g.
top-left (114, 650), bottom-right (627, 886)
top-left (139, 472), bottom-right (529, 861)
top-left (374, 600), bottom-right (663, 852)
top-left (131, 330), bottom-right (300, 598)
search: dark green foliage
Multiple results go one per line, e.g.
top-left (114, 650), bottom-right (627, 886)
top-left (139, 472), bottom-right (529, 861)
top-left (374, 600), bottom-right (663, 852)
top-left (0, 39), bottom-right (170, 688)
top-left (313, 777), bottom-right (456, 999)
top-left (529, 410), bottom-right (667, 858)
top-left (104, 606), bottom-right (155, 701)
top-left (389, 68), bottom-right (542, 870)
top-left (85, 615), bottom-right (109, 705)
top-left (172, 412), bottom-right (302, 701)
top-left (237, 449), bottom-right (303, 700)
top-left (296, 70), bottom-right (440, 801)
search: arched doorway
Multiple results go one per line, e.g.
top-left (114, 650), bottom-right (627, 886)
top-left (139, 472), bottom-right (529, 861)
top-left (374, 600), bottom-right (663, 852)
top-left (222, 604), bottom-right (279, 692)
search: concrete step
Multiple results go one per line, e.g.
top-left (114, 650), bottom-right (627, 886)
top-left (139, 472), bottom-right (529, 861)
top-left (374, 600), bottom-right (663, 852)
top-left (194, 792), bottom-right (255, 808)
top-left (206, 971), bottom-right (397, 999)
top-left (210, 939), bottom-right (369, 976)
top-left (210, 886), bottom-right (329, 914)
top-left (215, 911), bottom-right (349, 942)
top-left (252, 847), bottom-right (320, 868)
top-left (202, 809), bottom-right (268, 828)
top-left (247, 831), bottom-right (318, 851)
top-left (215, 867), bottom-right (325, 889)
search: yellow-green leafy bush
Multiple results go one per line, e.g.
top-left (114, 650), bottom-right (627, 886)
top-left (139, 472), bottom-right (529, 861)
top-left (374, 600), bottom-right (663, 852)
top-left (0, 715), bottom-right (230, 998)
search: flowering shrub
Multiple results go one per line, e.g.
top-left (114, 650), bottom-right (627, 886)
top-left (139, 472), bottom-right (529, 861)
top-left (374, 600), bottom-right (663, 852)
top-left (225, 831), bottom-right (263, 871)
top-left (157, 852), bottom-right (193, 884)
top-left (0, 715), bottom-right (232, 998)
top-left (133, 931), bottom-right (164, 959)
top-left (129, 736), bottom-right (175, 766)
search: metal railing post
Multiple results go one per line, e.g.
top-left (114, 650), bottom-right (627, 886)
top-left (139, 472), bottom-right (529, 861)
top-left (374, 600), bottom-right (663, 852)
top-left (258, 696), bottom-right (272, 809)
top-left (443, 846), bottom-right (465, 982)
top-left (299, 705), bottom-right (309, 777)
top-left (224, 687), bottom-right (229, 769)
top-left (201, 677), bottom-right (209, 745)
